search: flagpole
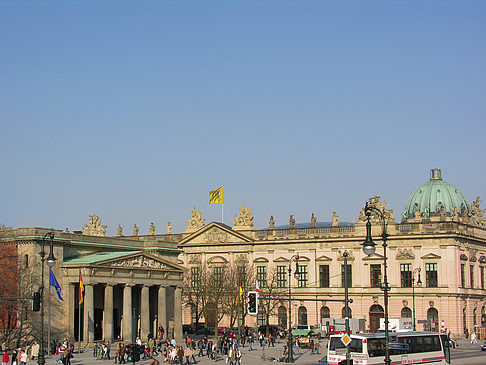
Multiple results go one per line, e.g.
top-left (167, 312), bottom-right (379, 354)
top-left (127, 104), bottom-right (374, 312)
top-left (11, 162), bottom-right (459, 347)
top-left (78, 267), bottom-right (81, 354)
top-left (48, 270), bottom-right (52, 357)
top-left (222, 203), bottom-right (224, 224)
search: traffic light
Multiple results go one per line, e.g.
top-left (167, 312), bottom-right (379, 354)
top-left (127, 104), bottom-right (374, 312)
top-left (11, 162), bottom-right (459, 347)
top-left (32, 291), bottom-right (41, 312)
top-left (247, 291), bottom-right (258, 315)
top-left (126, 344), bottom-right (133, 362)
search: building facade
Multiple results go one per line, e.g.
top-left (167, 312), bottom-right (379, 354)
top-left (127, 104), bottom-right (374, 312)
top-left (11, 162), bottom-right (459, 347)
top-left (1, 168), bottom-right (486, 343)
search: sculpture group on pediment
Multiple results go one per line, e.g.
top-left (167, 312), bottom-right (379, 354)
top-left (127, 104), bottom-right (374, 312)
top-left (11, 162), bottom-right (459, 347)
top-left (185, 207), bottom-right (205, 233)
top-left (204, 227), bottom-right (228, 243)
top-left (82, 215), bottom-right (107, 237)
top-left (110, 255), bottom-right (167, 269)
top-left (289, 215), bottom-right (296, 229)
top-left (233, 204), bottom-right (254, 230)
top-left (357, 196), bottom-right (395, 224)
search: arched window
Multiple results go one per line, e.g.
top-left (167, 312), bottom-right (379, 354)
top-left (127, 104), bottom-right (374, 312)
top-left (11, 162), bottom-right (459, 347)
top-left (401, 307), bottom-right (412, 318)
top-left (321, 306), bottom-right (330, 321)
top-left (298, 306), bottom-right (308, 325)
top-left (482, 307), bottom-right (485, 327)
top-left (473, 308), bottom-right (477, 327)
top-left (278, 306), bottom-right (287, 329)
top-left (342, 306), bottom-right (352, 318)
top-left (427, 308), bottom-right (439, 332)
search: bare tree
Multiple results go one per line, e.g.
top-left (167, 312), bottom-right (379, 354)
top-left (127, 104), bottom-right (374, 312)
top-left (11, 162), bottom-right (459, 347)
top-left (258, 266), bottom-right (285, 336)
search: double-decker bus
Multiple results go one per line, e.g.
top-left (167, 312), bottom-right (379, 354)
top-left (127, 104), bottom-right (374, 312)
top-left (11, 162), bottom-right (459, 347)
top-left (327, 331), bottom-right (451, 364)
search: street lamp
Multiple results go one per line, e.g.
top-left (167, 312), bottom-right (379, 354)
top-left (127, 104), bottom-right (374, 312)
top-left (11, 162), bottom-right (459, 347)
top-left (361, 202), bottom-right (391, 365)
top-left (412, 268), bottom-right (422, 331)
top-left (38, 231), bottom-right (56, 365)
top-left (287, 254), bottom-right (299, 363)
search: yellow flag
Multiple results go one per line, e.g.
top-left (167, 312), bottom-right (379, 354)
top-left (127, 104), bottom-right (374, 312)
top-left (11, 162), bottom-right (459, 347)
top-left (209, 186), bottom-right (223, 204)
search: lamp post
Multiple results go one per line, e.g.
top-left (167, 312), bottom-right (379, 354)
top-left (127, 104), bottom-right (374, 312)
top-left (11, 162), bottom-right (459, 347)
top-left (361, 202), bottom-right (391, 365)
top-left (412, 268), bottom-right (422, 331)
top-left (38, 232), bottom-right (56, 365)
top-left (287, 254), bottom-right (300, 363)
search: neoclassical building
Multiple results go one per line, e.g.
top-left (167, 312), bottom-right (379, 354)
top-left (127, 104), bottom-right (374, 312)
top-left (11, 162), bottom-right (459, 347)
top-left (2, 168), bottom-right (486, 343)
top-left (1, 220), bottom-right (186, 345)
top-left (174, 169), bottom-right (486, 337)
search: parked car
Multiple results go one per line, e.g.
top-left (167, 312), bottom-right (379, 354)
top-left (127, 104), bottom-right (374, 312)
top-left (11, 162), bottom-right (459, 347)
top-left (481, 341), bottom-right (486, 351)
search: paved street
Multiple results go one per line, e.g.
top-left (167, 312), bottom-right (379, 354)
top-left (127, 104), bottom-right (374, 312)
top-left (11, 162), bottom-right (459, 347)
top-left (41, 339), bottom-right (324, 365)
top-left (38, 339), bottom-right (486, 365)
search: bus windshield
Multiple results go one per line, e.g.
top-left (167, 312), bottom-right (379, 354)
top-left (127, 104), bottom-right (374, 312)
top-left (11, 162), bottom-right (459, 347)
top-left (329, 337), bottom-right (363, 353)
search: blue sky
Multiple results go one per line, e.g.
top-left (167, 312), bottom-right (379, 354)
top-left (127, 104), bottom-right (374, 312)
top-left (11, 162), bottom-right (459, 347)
top-left (1, 0), bottom-right (485, 235)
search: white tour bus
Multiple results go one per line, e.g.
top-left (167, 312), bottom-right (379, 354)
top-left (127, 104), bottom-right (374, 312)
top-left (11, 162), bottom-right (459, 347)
top-left (327, 331), bottom-right (451, 365)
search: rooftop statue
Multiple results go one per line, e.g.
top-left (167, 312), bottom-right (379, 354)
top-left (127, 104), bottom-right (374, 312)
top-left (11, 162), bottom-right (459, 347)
top-left (311, 213), bottom-right (317, 228)
top-left (167, 222), bottom-right (172, 234)
top-left (332, 212), bottom-right (339, 227)
top-left (469, 197), bottom-right (485, 226)
top-left (289, 215), bottom-right (296, 229)
top-left (149, 222), bottom-right (155, 235)
top-left (133, 224), bottom-right (139, 236)
top-left (269, 216), bottom-right (275, 230)
top-left (117, 224), bottom-right (123, 237)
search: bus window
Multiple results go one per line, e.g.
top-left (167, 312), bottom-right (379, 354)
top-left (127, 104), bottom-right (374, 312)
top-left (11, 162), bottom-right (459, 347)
top-left (329, 338), bottom-right (363, 353)
top-left (367, 338), bottom-right (385, 357)
top-left (440, 334), bottom-right (451, 364)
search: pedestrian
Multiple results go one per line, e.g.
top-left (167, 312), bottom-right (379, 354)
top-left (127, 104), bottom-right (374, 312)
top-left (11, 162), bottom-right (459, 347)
top-left (315, 339), bottom-right (321, 355)
top-left (2, 350), bottom-right (9, 365)
top-left (310, 340), bottom-right (315, 354)
top-left (30, 341), bottom-right (39, 360)
top-left (248, 334), bottom-right (253, 351)
top-left (471, 332), bottom-right (477, 344)
top-left (234, 347), bottom-right (241, 365)
top-left (184, 346), bottom-right (191, 365)
top-left (106, 341), bottom-right (111, 360)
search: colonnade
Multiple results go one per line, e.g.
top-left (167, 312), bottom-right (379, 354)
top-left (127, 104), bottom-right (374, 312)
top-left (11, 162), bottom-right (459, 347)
top-left (75, 283), bottom-right (182, 344)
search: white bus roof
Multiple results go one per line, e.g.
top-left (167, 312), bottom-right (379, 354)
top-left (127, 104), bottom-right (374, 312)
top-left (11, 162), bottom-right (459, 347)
top-left (330, 332), bottom-right (442, 339)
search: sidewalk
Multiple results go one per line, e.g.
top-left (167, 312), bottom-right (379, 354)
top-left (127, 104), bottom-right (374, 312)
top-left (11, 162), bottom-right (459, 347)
top-left (42, 340), bottom-right (325, 365)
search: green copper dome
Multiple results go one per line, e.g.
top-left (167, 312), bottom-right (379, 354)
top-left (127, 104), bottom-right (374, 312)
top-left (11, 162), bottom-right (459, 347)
top-left (401, 169), bottom-right (469, 221)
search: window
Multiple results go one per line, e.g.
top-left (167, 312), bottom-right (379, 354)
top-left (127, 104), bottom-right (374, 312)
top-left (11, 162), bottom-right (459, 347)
top-left (401, 307), bottom-right (412, 318)
top-left (257, 266), bottom-right (267, 288)
top-left (461, 264), bottom-right (466, 287)
top-left (342, 306), bottom-right (352, 318)
top-left (370, 264), bottom-right (381, 288)
top-left (191, 267), bottom-right (200, 288)
top-left (319, 265), bottom-right (330, 288)
top-left (214, 266), bottom-right (223, 287)
top-left (470, 265), bottom-right (475, 288)
top-left (237, 266), bottom-right (247, 288)
top-left (426, 263), bottom-right (438, 288)
top-left (481, 267), bottom-right (485, 289)
top-left (298, 306), bottom-right (308, 325)
top-left (297, 265), bottom-right (308, 288)
top-left (24, 254), bottom-right (29, 268)
top-left (401, 264), bottom-right (412, 287)
top-left (341, 265), bottom-right (352, 288)
top-left (277, 265), bottom-right (287, 288)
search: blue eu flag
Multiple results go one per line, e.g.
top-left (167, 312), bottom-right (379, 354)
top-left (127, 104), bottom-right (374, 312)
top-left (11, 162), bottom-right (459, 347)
top-left (50, 268), bottom-right (64, 301)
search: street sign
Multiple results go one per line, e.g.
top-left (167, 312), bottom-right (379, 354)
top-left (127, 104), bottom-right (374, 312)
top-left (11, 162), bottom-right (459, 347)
top-left (341, 333), bottom-right (352, 346)
top-left (389, 343), bottom-right (409, 350)
top-left (418, 320), bottom-right (429, 324)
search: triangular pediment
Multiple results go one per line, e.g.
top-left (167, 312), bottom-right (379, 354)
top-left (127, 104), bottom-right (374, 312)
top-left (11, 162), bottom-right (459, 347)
top-left (421, 253), bottom-right (442, 260)
top-left (62, 251), bottom-right (185, 272)
top-left (179, 222), bottom-right (253, 246)
top-left (363, 253), bottom-right (385, 261)
top-left (316, 255), bottom-right (332, 262)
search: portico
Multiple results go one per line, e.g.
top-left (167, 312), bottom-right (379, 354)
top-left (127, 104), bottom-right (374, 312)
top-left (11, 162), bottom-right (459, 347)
top-left (61, 251), bottom-right (185, 344)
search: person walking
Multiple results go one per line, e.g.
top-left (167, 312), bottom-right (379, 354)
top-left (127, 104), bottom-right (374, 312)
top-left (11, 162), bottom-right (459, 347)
top-left (315, 339), bottom-right (321, 355)
top-left (248, 334), bottom-right (253, 351)
top-left (2, 350), bottom-right (9, 365)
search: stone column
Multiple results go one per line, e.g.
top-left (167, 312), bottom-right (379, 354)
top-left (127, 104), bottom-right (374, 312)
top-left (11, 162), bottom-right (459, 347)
top-left (104, 284), bottom-right (114, 342)
top-left (158, 286), bottom-right (167, 339)
top-left (84, 284), bottom-right (94, 344)
top-left (173, 286), bottom-right (183, 342)
top-left (140, 285), bottom-right (150, 340)
top-left (122, 284), bottom-right (133, 343)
